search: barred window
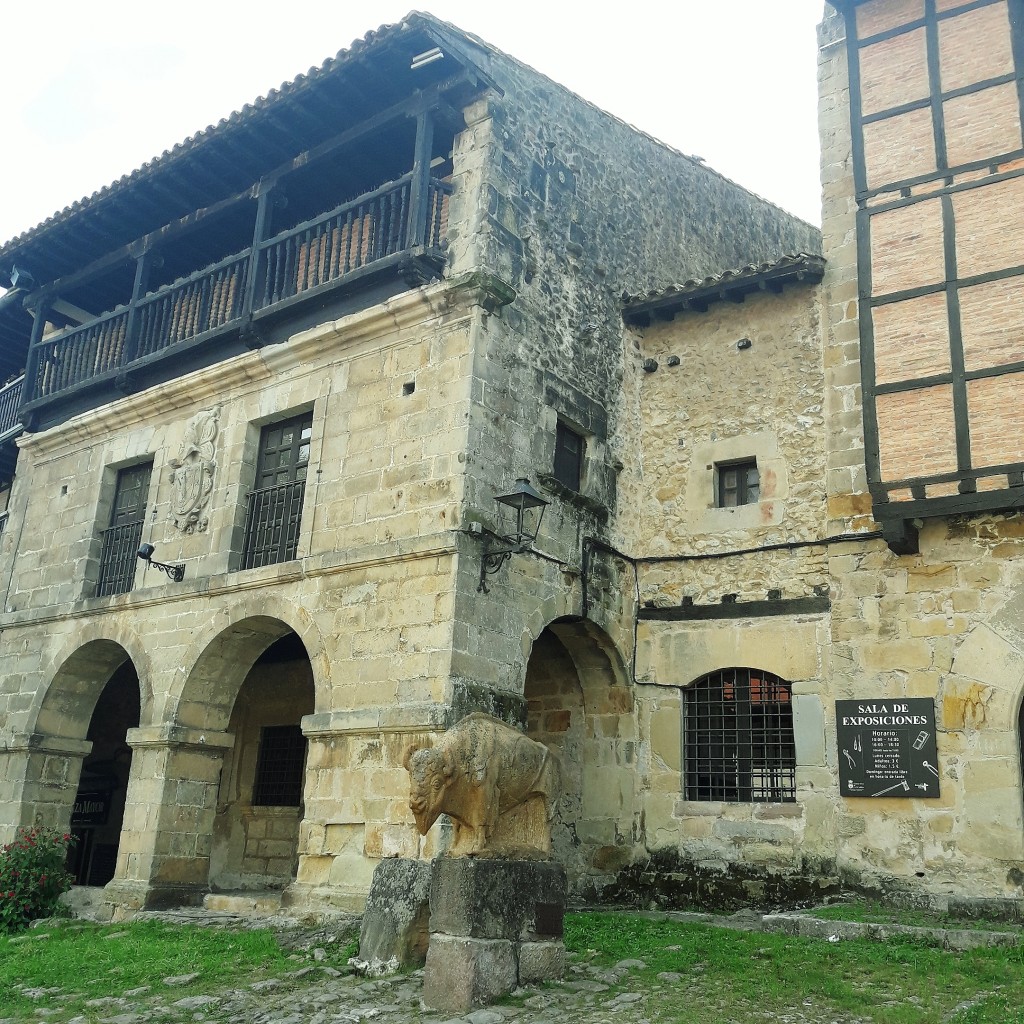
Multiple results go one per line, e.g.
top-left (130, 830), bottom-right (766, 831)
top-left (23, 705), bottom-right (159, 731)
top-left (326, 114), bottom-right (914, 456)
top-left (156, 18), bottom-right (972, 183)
top-left (684, 668), bottom-right (796, 803)
top-left (97, 462), bottom-right (152, 597)
top-left (252, 725), bottom-right (307, 807)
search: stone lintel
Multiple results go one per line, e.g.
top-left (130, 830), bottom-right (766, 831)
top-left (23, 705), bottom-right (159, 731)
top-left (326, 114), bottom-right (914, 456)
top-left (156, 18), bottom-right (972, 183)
top-left (302, 704), bottom-right (449, 738)
top-left (125, 725), bottom-right (235, 751)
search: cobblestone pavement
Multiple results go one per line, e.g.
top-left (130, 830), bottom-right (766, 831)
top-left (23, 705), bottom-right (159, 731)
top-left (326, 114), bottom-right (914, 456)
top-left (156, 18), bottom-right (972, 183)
top-left (5, 950), bottom-right (669, 1024)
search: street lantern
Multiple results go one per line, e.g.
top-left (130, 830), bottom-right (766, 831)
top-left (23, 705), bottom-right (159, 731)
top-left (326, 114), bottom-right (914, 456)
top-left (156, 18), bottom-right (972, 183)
top-left (478, 478), bottom-right (549, 592)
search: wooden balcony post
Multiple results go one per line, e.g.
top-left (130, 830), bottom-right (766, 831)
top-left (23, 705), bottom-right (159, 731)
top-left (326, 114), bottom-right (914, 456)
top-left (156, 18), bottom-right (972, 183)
top-left (21, 298), bottom-right (51, 420)
top-left (121, 248), bottom-right (156, 369)
top-left (241, 183), bottom-right (277, 329)
top-left (406, 108), bottom-right (435, 249)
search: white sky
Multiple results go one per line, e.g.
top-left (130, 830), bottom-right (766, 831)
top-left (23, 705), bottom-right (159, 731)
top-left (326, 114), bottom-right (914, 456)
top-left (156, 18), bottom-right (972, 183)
top-left (0, 0), bottom-right (827, 252)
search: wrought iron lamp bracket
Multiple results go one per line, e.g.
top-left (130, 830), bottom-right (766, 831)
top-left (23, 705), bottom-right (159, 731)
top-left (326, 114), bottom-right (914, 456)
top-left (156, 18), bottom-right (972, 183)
top-left (137, 544), bottom-right (186, 583)
top-left (478, 540), bottom-right (524, 593)
top-left (476, 477), bottom-right (549, 594)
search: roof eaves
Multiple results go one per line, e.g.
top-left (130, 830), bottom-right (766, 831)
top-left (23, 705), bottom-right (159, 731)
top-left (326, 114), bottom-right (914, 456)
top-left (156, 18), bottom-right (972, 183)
top-left (0, 13), bottom-right (483, 261)
top-left (621, 252), bottom-right (826, 326)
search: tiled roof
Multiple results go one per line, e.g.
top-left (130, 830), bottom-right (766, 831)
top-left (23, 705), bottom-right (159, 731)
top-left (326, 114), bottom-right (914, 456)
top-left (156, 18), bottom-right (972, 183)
top-left (621, 252), bottom-right (826, 325)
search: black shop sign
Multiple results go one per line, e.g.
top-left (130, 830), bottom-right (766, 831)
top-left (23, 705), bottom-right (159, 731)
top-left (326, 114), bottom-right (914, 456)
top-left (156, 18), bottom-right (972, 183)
top-left (835, 698), bottom-right (939, 798)
top-left (71, 787), bottom-right (112, 826)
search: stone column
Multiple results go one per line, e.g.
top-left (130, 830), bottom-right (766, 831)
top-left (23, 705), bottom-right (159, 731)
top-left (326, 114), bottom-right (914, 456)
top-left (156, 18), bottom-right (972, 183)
top-left (105, 725), bottom-right (233, 911)
top-left (0, 733), bottom-right (92, 839)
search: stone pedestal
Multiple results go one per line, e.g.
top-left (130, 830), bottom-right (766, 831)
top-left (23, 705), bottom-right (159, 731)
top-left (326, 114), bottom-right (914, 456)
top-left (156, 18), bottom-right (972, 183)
top-left (421, 858), bottom-right (566, 1013)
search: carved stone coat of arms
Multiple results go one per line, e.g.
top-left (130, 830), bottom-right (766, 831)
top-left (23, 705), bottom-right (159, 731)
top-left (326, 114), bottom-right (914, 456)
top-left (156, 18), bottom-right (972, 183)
top-left (169, 408), bottom-right (219, 533)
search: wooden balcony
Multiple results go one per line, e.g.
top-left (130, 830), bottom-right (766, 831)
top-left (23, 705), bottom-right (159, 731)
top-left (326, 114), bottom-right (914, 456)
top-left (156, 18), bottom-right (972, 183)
top-left (0, 374), bottom-right (24, 444)
top-left (23, 175), bottom-right (452, 419)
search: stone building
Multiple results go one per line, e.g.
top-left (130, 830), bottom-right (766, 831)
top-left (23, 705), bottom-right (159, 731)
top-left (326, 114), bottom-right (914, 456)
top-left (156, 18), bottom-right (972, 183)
top-left (616, 0), bottom-right (1024, 910)
top-left (0, 13), bottom-right (815, 914)
top-left (1, 1), bottom-right (1023, 920)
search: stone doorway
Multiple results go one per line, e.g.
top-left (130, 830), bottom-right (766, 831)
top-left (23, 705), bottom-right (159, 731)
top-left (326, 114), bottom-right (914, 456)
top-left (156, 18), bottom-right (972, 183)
top-left (524, 619), bottom-right (636, 893)
top-left (209, 631), bottom-right (315, 892)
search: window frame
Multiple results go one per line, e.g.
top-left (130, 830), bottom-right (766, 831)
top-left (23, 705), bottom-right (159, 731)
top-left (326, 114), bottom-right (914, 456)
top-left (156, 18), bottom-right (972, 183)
top-left (715, 458), bottom-right (760, 508)
top-left (683, 667), bottom-right (796, 804)
top-left (553, 420), bottom-right (585, 492)
top-left (239, 411), bottom-right (314, 570)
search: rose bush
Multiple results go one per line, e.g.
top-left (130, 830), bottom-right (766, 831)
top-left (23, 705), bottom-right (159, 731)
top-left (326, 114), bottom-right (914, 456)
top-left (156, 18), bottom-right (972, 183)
top-left (0, 826), bottom-right (76, 933)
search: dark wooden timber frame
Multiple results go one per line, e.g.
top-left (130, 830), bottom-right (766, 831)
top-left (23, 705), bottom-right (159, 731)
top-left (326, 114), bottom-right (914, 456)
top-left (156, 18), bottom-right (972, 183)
top-left (639, 596), bottom-right (830, 622)
top-left (840, 0), bottom-right (1024, 546)
top-left (18, 77), bottom-right (470, 429)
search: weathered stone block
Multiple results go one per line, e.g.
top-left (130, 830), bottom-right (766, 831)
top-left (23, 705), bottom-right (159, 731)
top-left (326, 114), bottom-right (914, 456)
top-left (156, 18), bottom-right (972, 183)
top-left (421, 934), bottom-right (517, 1013)
top-left (358, 857), bottom-right (431, 969)
top-left (429, 858), bottom-right (566, 940)
top-left (518, 939), bottom-right (565, 984)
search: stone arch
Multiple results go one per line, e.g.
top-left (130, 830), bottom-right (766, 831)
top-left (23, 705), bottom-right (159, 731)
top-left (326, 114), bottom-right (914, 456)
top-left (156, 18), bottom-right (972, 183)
top-left (155, 611), bottom-right (321, 895)
top-left (524, 616), bottom-right (636, 891)
top-left (172, 602), bottom-right (327, 734)
top-left (31, 625), bottom-right (152, 740)
top-left (28, 638), bottom-right (143, 886)
top-left (208, 630), bottom-right (316, 892)
top-left (947, 616), bottom-right (1024, 862)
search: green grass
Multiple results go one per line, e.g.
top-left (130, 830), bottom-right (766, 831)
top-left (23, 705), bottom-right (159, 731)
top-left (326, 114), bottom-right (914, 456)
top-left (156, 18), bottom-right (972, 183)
top-left (4, 911), bottom-right (1024, 1024)
top-left (563, 911), bottom-right (1024, 1024)
top-left (810, 898), bottom-right (1021, 932)
top-left (0, 919), bottom-right (296, 1020)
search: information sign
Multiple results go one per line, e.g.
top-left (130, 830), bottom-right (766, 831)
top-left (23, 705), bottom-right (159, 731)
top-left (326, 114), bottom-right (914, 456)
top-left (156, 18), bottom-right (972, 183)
top-left (835, 698), bottom-right (939, 798)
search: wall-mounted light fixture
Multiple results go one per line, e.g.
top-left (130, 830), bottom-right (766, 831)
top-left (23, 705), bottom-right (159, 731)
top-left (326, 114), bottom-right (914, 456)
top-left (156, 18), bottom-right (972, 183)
top-left (478, 478), bottom-right (549, 593)
top-left (137, 543), bottom-right (185, 583)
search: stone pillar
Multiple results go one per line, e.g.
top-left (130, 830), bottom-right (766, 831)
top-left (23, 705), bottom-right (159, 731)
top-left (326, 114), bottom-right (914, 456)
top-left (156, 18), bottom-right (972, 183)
top-left (0, 733), bottom-right (92, 840)
top-left (105, 725), bottom-right (233, 911)
top-left (291, 706), bottom-right (446, 912)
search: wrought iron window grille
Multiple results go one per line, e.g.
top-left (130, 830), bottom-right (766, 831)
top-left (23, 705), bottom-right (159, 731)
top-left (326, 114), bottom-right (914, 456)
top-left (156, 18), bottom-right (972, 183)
top-left (251, 724), bottom-right (307, 807)
top-left (683, 668), bottom-right (796, 803)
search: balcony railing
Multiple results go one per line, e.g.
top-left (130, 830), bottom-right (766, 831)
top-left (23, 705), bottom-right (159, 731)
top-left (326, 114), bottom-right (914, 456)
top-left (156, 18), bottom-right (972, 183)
top-left (26, 175), bottom-right (453, 407)
top-left (0, 375), bottom-right (24, 442)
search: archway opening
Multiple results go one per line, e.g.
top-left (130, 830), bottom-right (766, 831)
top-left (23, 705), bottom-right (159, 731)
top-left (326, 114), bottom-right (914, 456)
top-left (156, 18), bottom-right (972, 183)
top-left (524, 619), bottom-right (635, 889)
top-left (209, 630), bottom-right (314, 891)
top-left (69, 660), bottom-right (141, 885)
top-left (1018, 698), bottom-right (1024, 812)
top-left (31, 640), bottom-right (142, 887)
top-left (525, 630), bottom-right (586, 877)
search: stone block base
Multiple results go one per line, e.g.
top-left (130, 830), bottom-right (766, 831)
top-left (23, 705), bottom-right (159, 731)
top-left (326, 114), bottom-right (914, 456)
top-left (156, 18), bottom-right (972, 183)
top-left (421, 858), bottom-right (566, 1012)
top-left (429, 856), bottom-right (566, 939)
top-left (518, 939), bottom-right (566, 984)
top-left (422, 934), bottom-right (518, 1012)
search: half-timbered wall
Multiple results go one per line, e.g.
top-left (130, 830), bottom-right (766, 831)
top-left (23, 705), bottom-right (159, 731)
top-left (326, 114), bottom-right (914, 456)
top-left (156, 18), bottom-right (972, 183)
top-left (847, 0), bottom-right (1024, 523)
